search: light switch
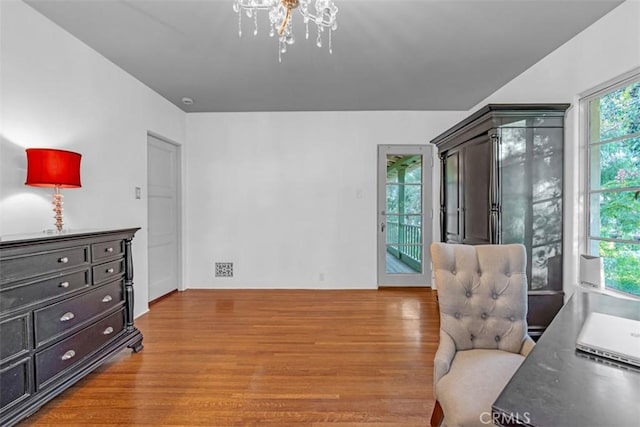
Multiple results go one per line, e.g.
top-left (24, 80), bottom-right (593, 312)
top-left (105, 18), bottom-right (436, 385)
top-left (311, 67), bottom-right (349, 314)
top-left (135, 187), bottom-right (141, 199)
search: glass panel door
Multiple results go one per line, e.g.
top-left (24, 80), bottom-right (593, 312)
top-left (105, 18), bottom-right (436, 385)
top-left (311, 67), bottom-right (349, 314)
top-left (378, 145), bottom-right (433, 286)
top-left (498, 122), bottom-right (564, 292)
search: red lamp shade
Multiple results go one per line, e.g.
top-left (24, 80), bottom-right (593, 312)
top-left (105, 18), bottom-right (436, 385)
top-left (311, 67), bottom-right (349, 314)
top-left (25, 148), bottom-right (82, 188)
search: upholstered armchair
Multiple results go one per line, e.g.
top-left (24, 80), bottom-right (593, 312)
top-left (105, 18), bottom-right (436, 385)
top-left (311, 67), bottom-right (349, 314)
top-left (430, 243), bottom-right (535, 427)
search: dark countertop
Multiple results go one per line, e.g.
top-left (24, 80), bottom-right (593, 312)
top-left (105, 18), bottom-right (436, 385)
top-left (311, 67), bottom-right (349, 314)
top-left (493, 290), bottom-right (640, 427)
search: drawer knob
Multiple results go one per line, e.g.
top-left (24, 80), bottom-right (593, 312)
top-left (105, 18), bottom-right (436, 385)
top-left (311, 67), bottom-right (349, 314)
top-left (106, 247), bottom-right (114, 253)
top-left (59, 281), bottom-right (70, 288)
top-left (102, 295), bottom-right (113, 303)
top-left (60, 312), bottom-right (75, 322)
top-left (106, 268), bottom-right (115, 274)
top-left (61, 350), bottom-right (76, 361)
top-left (59, 257), bottom-right (69, 264)
top-left (103, 326), bottom-right (114, 335)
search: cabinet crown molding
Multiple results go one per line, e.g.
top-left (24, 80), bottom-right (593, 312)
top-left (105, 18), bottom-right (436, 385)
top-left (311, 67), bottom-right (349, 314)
top-left (431, 103), bottom-right (570, 152)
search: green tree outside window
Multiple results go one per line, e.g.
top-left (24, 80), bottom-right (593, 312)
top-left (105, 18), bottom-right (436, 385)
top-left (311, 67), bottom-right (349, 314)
top-left (588, 78), bottom-right (640, 296)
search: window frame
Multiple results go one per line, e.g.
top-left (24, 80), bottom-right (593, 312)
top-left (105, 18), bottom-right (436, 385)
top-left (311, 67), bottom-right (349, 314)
top-left (581, 69), bottom-right (640, 298)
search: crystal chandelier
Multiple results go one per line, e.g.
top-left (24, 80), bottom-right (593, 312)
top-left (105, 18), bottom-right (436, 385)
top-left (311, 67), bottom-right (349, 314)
top-left (233, 0), bottom-right (338, 62)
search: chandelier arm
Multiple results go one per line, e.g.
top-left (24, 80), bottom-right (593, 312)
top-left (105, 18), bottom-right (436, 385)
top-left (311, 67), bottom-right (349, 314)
top-left (237, 0), bottom-right (275, 10)
top-left (297, 2), bottom-right (337, 28)
top-left (297, 11), bottom-right (335, 28)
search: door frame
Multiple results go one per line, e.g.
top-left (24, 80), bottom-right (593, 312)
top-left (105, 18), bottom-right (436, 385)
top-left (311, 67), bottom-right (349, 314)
top-left (147, 131), bottom-right (184, 298)
top-left (377, 144), bottom-right (434, 287)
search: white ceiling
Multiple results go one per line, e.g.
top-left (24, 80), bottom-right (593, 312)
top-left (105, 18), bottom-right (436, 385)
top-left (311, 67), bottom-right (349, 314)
top-left (25, 0), bottom-right (624, 112)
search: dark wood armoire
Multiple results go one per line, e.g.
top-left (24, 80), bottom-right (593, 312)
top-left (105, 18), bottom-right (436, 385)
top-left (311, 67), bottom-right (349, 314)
top-left (431, 104), bottom-right (570, 339)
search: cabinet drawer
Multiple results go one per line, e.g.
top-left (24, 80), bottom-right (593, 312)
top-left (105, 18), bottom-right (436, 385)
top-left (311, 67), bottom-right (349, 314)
top-left (34, 280), bottom-right (124, 348)
top-left (0, 246), bottom-right (89, 284)
top-left (0, 314), bottom-right (30, 363)
top-left (1, 269), bottom-right (90, 312)
top-left (92, 259), bottom-right (124, 285)
top-left (527, 291), bottom-right (564, 339)
top-left (0, 357), bottom-right (32, 412)
top-left (35, 309), bottom-right (125, 389)
top-left (91, 240), bottom-right (124, 262)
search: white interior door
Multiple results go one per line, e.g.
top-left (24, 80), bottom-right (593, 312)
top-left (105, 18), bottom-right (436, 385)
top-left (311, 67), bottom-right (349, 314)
top-left (147, 134), bottom-right (180, 301)
top-left (378, 145), bottom-right (433, 287)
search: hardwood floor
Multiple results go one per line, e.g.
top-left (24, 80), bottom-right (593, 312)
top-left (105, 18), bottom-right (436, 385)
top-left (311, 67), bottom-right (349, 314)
top-left (19, 289), bottom-right (440, 426)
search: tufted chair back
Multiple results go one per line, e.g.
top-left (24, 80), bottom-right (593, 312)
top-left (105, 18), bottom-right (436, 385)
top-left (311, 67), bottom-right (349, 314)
top-left (431, 242), bottom-right (529, 353)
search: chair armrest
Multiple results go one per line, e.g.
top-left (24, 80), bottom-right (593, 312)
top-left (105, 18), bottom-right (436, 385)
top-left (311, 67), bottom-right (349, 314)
top-left (519, 335), bottom-right (535, 357)
top-left (434, 330), bottom-right (456, 390)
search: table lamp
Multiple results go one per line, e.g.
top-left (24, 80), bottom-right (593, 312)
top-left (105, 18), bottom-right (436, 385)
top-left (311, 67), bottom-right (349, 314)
top-left (25, 148), bottom-right (82, 232)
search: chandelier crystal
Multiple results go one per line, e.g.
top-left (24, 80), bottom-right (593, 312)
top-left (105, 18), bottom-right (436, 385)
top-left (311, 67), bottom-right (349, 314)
top-left (233, 0), bottom-right (338, 62)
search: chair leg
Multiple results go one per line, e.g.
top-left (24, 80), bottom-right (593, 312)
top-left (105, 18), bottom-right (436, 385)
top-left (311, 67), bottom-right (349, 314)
top-left (430, 400), bottom-right (444, 427)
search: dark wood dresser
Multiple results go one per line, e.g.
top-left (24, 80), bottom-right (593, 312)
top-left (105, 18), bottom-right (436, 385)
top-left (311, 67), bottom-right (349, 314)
top-left (0, 228), bottom-right (143, 426)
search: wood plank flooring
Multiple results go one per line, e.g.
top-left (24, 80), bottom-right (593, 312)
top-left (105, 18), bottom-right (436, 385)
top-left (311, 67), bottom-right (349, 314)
top-left (19, 288), bottom-right (440, 426)
top-left (385, 253), bottom-right (419, 274)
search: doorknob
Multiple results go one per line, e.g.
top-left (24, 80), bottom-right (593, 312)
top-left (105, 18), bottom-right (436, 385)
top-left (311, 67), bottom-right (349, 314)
top-left (381, 222), bottom-right (385, 232)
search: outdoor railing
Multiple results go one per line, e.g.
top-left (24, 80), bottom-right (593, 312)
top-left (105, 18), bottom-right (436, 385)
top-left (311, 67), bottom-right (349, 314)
top-left (386, 222), bottom-right (422, 271)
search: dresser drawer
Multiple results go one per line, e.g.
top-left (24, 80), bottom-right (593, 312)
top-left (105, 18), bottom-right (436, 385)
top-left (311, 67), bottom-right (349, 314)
top-left (35, 309), bottom-right (125, 389)
top-left (0, 314), bottom-right (31, 364)
top-left (0, 357), bottom-right (32, 412)
top-left (91, 239), bottom-right (124, 262)
top-left (1, 269), bottom-right (90, 312)
top-left (92, 259), bottom-right (124, 285)
top-left (0, 246), bottom-right (89, 284)
top-left (34, 280), bottom-right (124, 348)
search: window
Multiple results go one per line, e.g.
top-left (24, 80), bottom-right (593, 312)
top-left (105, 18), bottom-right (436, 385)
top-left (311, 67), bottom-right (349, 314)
top-left (584, 73), bottom-right (640, 297)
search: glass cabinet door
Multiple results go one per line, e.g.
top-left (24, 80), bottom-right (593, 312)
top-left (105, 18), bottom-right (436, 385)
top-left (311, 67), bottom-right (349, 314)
top-left (498, 118), bottom-right (564, 291)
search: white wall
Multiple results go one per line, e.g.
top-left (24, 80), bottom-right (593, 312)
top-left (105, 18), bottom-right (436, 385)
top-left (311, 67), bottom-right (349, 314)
top-left (0, 0), bottom-right (186, 316)
top-left (468, 0), bottom-right (640, 298)
top-left (185, 111), bottom-right (465, 289)
top-left (3, 0), bottom-right (637, 298)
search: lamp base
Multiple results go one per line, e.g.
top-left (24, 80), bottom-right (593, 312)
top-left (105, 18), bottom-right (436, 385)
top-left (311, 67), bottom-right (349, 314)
top-left (52, 187), bottom-right (64, 232)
